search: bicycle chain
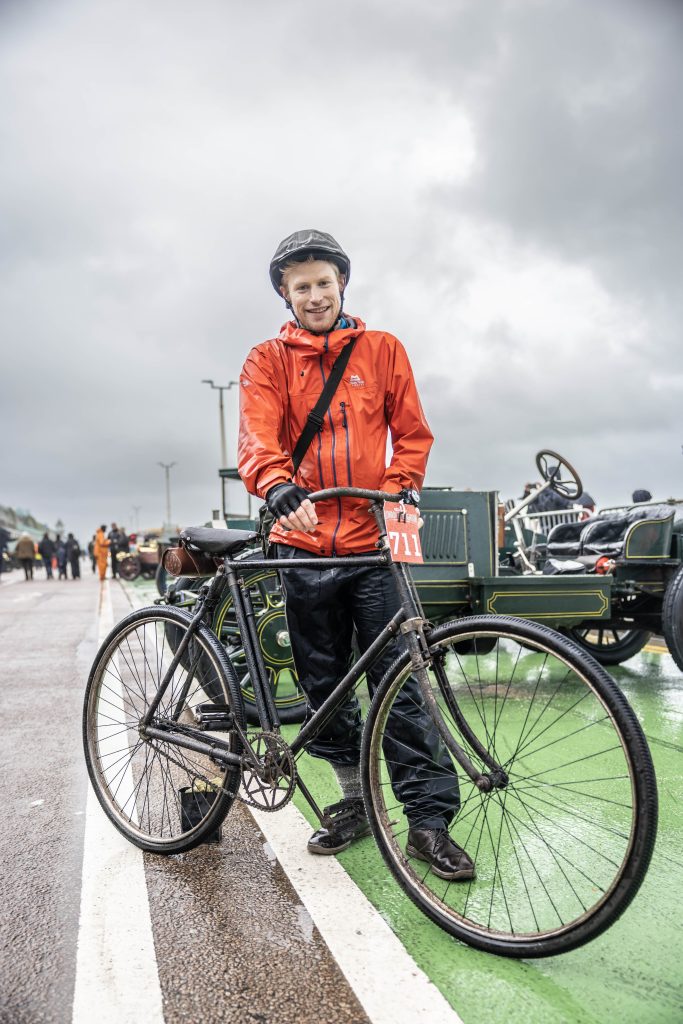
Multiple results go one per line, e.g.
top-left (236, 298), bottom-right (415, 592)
top-left (144, 727), bottom-right (297, 811)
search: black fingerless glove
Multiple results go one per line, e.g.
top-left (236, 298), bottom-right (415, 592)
top-left (266, 482), bottom-right (310, 518)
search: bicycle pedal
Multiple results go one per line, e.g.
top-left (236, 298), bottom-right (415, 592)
top-left (194, 703), bottom-right (234, 731)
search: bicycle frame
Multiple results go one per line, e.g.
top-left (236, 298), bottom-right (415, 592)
top-left (140, 488), bottom-right (507, 822)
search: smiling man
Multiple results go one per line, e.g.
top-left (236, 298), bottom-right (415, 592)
top-left (237, 230), bottom-right (473, 879)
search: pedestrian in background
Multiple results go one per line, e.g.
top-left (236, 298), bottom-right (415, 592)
top-left (88, 535), bottom-right (97, 573)
top-left (15, 533), bottom-right (35, 581)
top-left (66, 533), bottom-right (81, 579)
top-left (94, 525), bottom-right (110, 581)
top-left (55, 534), bottom-right (68, 580)
top-left (108, 522), bottom-right (123, 579)
top-left (38, 532), bottom-right (55, 579)
top-left (0, 525), bottom-right (10, 582)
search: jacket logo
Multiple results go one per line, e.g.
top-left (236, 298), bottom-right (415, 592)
top-left (349, 374), bottom-right (365, 388)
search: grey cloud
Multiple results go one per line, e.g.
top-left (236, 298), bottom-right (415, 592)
top-left (1, 0), bottom-right (681, 543)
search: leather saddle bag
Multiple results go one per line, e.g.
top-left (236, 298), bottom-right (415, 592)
top-left (162, 544), bottom-right (219, 579)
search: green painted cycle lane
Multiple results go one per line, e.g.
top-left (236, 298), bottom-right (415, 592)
top-left (283, 646), bottom-right (682, 1024)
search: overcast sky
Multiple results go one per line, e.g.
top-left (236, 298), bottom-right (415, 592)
top-left (1, 0), bottom-right (681, 542)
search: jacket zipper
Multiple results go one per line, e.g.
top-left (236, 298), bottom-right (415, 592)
top-left (319, 342), bottom-right (342, 555)
top-left (340, 401), bottom-right (352, 485)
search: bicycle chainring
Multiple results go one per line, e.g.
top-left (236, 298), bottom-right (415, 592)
top-left (240, 732), bottom-right (297, 811)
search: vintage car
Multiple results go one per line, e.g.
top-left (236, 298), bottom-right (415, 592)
top-left (161, 450), bottom-right (683, 723)
top-left (417, 454), bottom-right (683, 670)
top-left (118, 533), bottom-right (181, 584)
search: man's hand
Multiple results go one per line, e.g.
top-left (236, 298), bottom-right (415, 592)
top-left (398, 487), bottom-right (423, 528)
top-left (266, 482), bottom-right (318, 534)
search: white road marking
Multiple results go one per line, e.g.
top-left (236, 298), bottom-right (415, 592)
top-left (249, 803), bottom-right (464, 1024)
top-left (72, 580), bottom-right (164, 1024)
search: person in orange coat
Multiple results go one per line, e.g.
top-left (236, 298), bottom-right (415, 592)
top-left (237, 230), bottom-right (470, 880)
top-left (94, 525), bottom-right (110, 581)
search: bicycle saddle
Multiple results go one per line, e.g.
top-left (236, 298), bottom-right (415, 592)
top-left (179, 526), bottom-right (258, 557)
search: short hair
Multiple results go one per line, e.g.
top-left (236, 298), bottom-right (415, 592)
top-left (280, 254), bottom-right (343, 292)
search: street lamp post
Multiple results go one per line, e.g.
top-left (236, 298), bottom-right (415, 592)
top-left (157, 462), bottom-right (176, 529)
top-left (201, 378), bottom-right (238, 518)
top-left (131, 505), bottom-right (142, 534)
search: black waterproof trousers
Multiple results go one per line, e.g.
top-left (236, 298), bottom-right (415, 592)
top-left (276, 545), bottom-right (460, 830)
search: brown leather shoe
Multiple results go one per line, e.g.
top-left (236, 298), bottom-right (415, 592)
top-left (406, 828), bottom-right (476, 880)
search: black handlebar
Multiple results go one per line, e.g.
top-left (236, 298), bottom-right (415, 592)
top-left (307, 487), bottom-right (405, 504)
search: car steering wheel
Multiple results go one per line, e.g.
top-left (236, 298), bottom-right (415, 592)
top-left (535, 450), bottom-right (583, 500)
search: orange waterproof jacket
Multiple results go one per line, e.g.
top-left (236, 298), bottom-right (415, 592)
top-left (238, 317), bottom-right (434, 555)
top-left (94, 529), bottom-right (110, 558)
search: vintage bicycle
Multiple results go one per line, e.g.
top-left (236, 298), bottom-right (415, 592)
top-left (83, 487), bottom-right (657, 958)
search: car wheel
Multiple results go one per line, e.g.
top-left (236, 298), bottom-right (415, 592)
top-left (566, 626), bottom-right (652, 665)
top-left (662, 565), bottom-right (683, 672)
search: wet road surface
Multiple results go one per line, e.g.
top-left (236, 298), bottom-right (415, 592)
top-left (2, 568), bottom-right (682, 1024)
top-left (0, 573), bottom-right (370, 1024)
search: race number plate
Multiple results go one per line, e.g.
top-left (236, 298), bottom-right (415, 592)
top-left (384, 501), bottom-right (424, 564)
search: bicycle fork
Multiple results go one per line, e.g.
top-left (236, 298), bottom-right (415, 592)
top-left (380, 535), bottom-right (508, 793)
top-left (400, 619), bottom-right (508, 792)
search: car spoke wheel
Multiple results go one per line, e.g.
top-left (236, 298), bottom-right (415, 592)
top-left (213, 568), bottom-right (307, 724)
top-left (118, 555), bottom-right (141, 581)
top-left (567, 627), bottom-right (652, 665)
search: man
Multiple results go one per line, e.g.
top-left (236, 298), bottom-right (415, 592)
top-left (108, 523), bottom-right (123, 578)
top-left (65, 533), bottom-right (81, 579)
top-left (15, 533), bottom-right (35, 581)
top-left (94, 525), bottom-right (110, 581)
top-left (38, 532), bottom-right (55, 579)
top-left (238, 230), bottom-right (474, 880)
top-left (0, 525), bottom-right (10, 581)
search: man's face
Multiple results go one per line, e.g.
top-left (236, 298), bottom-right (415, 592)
top-left (281, 260), bottom-right (344, 334)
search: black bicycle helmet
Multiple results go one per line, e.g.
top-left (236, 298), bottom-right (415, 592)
top-left (269, 229), bottom-right (351, 293)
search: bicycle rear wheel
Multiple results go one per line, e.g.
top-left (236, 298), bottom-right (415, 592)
top-left (83, 606), bottom-right (246, 853)
top-left (361, 616), bottom-right (657, 958)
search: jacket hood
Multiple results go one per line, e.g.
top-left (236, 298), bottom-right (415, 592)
top-left (278, 316), bottom-right (366, 356)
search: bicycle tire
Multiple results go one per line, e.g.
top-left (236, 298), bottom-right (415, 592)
top-left (662, 564), bottom-right (683, 672)
top-left (155, 561), bottom-right (168, 595)
top-left (83, 606), bottom-right (246, 854)
top-left (361, 615), bottom-right (657, 958)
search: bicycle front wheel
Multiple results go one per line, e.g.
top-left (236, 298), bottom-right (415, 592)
top-left (83, 606), bottom-right (246, 853)
top-left (361, 616), bottom-right (657, 958)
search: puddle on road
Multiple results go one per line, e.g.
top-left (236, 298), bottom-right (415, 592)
top-left (295, 904), bottom-right (314, 944)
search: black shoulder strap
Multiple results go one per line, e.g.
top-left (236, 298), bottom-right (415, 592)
top-left (291, 338), bottom-right (356, 471)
